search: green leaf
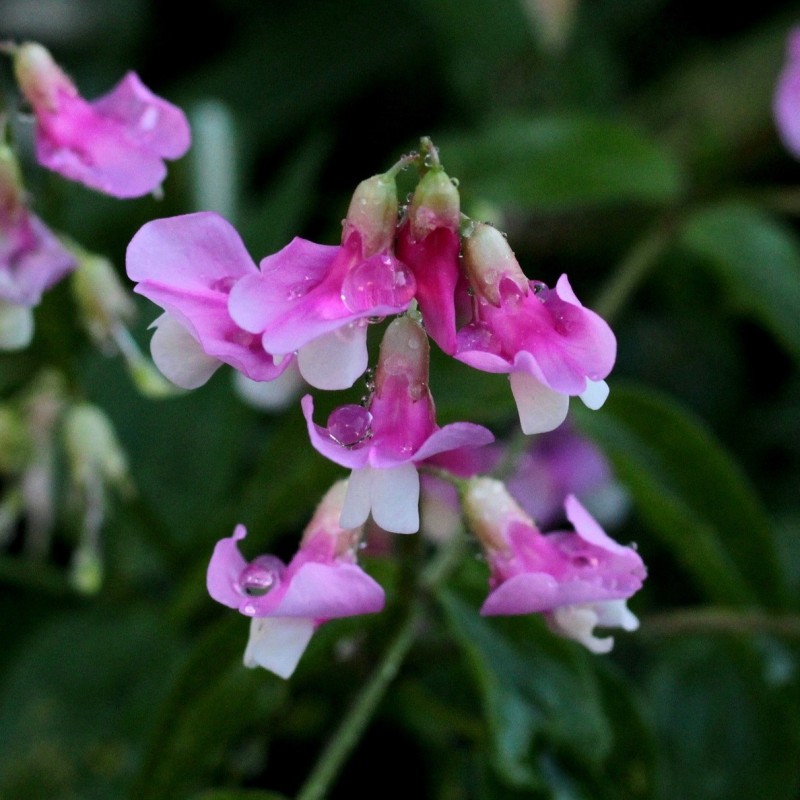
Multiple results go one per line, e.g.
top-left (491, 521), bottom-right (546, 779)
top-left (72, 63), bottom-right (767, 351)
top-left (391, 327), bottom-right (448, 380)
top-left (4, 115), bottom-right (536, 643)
top-left (575, 384), bottom-right (785, 607)
top-left (681, 203), bottom-right (800, 365)
top-left (439, 592), bottom-right (611, 790)
top-left (189, 790), bottom-right (289, 800)
top-left (439, 115), bottom-right (683, 211)
top-left (646, 636), bottom-right (800, 800)
top-left (0, 605), bottom-right (182, 800)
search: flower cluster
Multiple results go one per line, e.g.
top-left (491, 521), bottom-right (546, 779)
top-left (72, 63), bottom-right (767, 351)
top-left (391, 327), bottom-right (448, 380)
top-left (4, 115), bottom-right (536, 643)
top-left (125, 138), bottom-right (644, 677)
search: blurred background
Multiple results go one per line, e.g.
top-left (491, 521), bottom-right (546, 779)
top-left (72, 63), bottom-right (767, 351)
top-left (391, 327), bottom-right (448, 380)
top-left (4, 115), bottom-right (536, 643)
top-left (1, 0), bottom-right (800, 798)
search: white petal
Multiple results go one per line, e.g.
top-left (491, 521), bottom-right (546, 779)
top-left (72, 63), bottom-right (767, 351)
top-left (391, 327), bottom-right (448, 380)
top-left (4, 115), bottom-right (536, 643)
top-left (549, 605), bottom-right (614, 654)
top-left (243, 617), bottom-right (315, 679)
top-left (150, 312), bottom-right (221, 389)
top-left (340, 467), bottom-right (373, 529)
top-left (580, 379), bottom-right (609, 410)
top-left (0, 302), bottom-right (34, 350)
top-left (370, 463), bottom-right (420, 534)
top-left (233, 361), bottom-right (304, 411)
top-left (509, 372), bottom-right (570, 434)
top-left (298, 323), bottom-right (368, 390)
top-left (593, 599), bottom-right (640, 632)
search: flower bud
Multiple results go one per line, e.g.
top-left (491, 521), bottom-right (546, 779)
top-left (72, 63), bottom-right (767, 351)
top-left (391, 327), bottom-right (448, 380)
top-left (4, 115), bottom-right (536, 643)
top-left (407, 167), bottom-right (460, 241)
top-left (13, 42), bottom-right (76, 112)
top-left (62, 403), bottom-right (129, 491)
top-left (374, 315), bottom-right (430, 400)
top-left (0, 143), bottom-right (25, 212)
top-left (462, 222), bottom-right (529, 306)
top-left (342, 172), bottom-right (399, 258)
top-left (0, 404), bottom-right (30, 474)
top-left (301, 479), bottom-right (362, 557)
top-left (463, 476), bottom-right (532, 553)
top-left (71, 253), bottom-right (136, 349)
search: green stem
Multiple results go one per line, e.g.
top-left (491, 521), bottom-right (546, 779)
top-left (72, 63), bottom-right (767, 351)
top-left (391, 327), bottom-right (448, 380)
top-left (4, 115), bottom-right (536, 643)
top-left (642, 608), bottom-right (800, 638)
top-left (593, 223), bottom-right (674, 324)
top-left (295, 535), bottom-right (464, 800)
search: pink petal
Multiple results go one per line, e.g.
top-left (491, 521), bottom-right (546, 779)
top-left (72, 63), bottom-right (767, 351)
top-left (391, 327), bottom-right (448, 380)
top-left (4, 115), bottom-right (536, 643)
top-left (301, 395), bottom-right (371, 469)
top-left (271, 562), bottom-right (385, 618)
top-left (206, 524), bottom-right (249, 609)
top-left (91, 72), bottom-right (190, 159)
top-left (413, 422), bottom-right (495, 463)
top-left (564, 494), bottom-right (632, 556)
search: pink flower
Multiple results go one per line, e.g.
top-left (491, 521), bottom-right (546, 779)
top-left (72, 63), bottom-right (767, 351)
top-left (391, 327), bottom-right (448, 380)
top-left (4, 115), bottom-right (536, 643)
top-left (207, 481), bottom-right (384, 679)
top-left (464, 477), bottom-right (645, 652)
top-left (456, 223), bottom-right (616, 434)
top-left (228, 172), bottom-right (416, 390)
top-left (303, 316), bottom-right (494, 533)
top-left (126, 212), bottom-right (291, 389)
top-left (395, 167), bottom-right (463, 355)
top-left (0, 144), bottom-right (75, 349)
top-left (506, 424), bottom-right (627, 528)
top-left (774, 28), bottom-right (800, 158)
top-left (13, 42), bottom-right (190, 198)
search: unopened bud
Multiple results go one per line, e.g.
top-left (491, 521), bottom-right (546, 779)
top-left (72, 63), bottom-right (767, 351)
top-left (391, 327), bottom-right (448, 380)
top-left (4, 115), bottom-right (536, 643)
top-left (375, 315), bottom-right (429, 397)
top-left (407, 168), bottom-right (460, 241)
top-left (301, 480), bottom-right (361, 556)
top-left (462, 222), bottom-right (528, 306)
top-left (343, 172), bottom-right (399, 257)
top-left (62, 403), bottom-right (129, 491)
top-left (463, 477), bottom-right (532, 553)
top-left (0, 405), bottom-right (30, 474)
top-left (70, 544), bottom-right (104, 594)
top-left (13, 42), bottom-right (76, 112)
top-left (0, 143), bottom-right (25, 212)
top-left (71, 253), bottom-right (136, 348)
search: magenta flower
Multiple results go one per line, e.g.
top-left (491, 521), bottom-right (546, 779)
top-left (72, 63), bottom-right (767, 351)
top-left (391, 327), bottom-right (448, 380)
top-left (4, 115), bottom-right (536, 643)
top-left (13, 42), bottom-right (190, 198)
top-left (0, 145), bottom-right (75, 349)
top-left (464, 477), bottom-right (645, 652)
top-left (775, 28), bottom-right (800, 158)
top-left (395, 167), bottom-right (463, 355)
top-left (228, 172), bottom-right (416, 390)
top-left (303, 316), bottom-right (494, 534)
top-left (126, 212), bottom-right (290, 389)
top-left (455, 223), bottom-right (616, 434)
top-left (207, 481), bottom-right (384, 678)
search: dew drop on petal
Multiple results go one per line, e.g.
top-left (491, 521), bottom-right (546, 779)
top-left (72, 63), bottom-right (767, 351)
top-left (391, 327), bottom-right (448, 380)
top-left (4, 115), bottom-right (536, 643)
top-left (531, 281), bottom-right (549, 302)
top-left (327, 404), bottom-right (374, 447)
top-left (239, 561), bottom-right (280, 597)
top-left (340, 254), bottom-right (417, 312)
top-left (458, 323), bottom-right (502, 354)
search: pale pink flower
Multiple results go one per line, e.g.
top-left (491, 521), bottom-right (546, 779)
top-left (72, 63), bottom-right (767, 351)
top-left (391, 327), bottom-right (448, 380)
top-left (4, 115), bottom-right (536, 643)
top-left (14, 42), bottom-right (190, 198)
top-left (126, 212), bottom-right (291, 389)
top-left (456, 223), bottom-right (615, 434)
top-left (207, 481), bottom-right (384, 678)
top-left (303, 316), bottom-right (494, 534)
top-left (228, 172), bottom-right (416, 390)
top-left (464, 477), bottom-right (645, 652)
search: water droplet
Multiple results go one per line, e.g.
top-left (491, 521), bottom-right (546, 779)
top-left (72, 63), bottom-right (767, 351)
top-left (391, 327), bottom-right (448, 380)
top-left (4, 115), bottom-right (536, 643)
top-left (450, 177), bottom-right (460, 187)
top-left (408, 336), bottom-right (420, 350)
top-left (328, 405), bottom-right (374, 447)
top-left (140, 105), bottom-right (159, 131)
top-left (482, 268), bottom-right (499, 286)
top-left (458, 324), bottom-right (501, 354)
top-left (532, 281), bottom-right (549, 301)
top-left (367, 316), bottom-right (385, 325)
top-left (242, 604), bottom-right (257, 616)
top-left (286, 282), bottom-right (310, 300)
top-left (340, 255), bottom-right (416, 313)
top-left (239, 562), bottom-right (279, 597)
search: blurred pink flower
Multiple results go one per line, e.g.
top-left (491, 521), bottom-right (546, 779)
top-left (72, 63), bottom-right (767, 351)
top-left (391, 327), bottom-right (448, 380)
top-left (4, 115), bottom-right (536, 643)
top-left (774, 27), bottom-right (800, 158)
top-left (14, 43), bottom-right (190, 198)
